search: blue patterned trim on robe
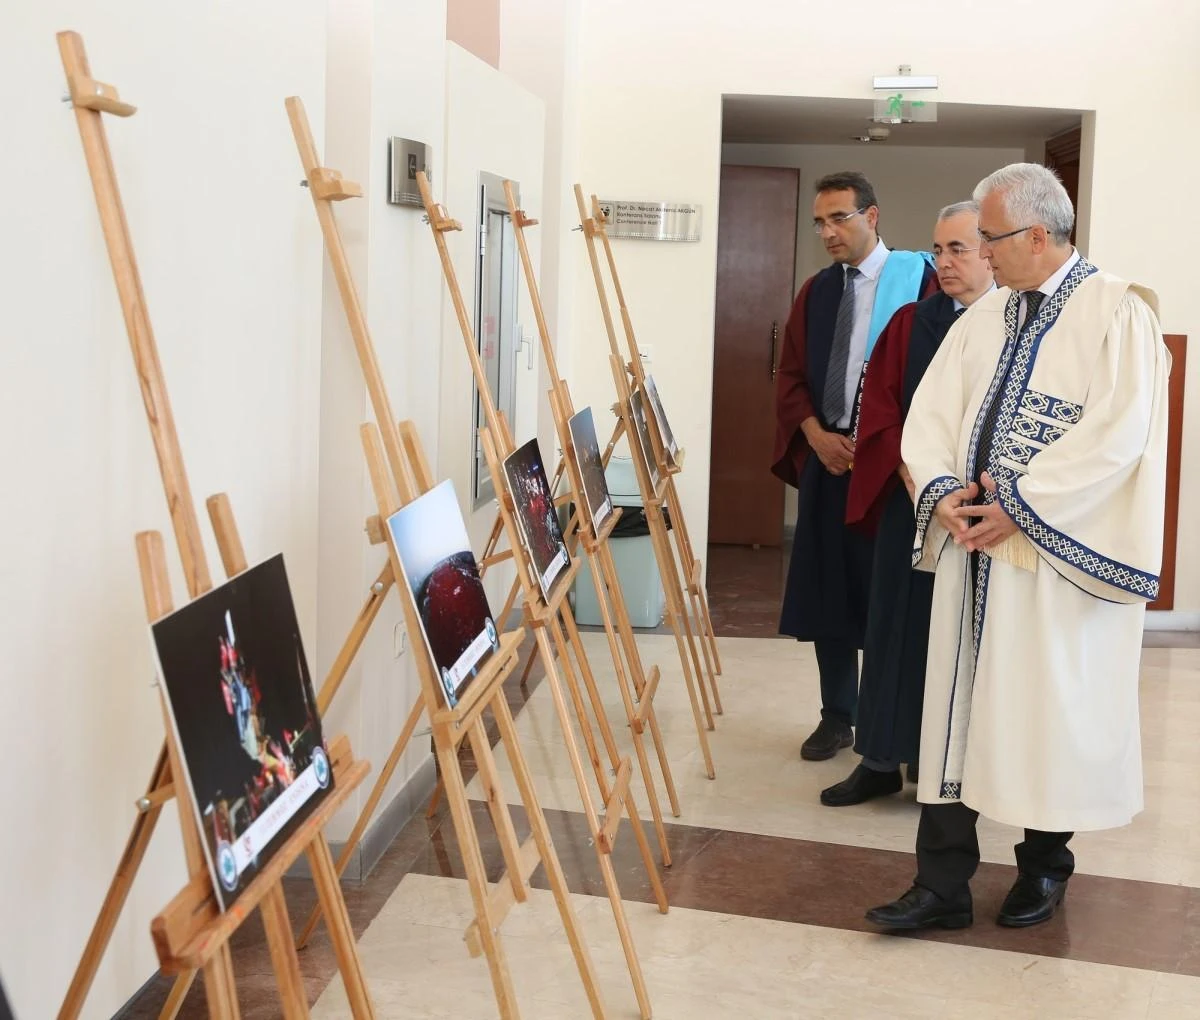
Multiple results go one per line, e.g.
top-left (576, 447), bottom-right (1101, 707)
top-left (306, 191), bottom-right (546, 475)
top-left (997, 435), bottom-right (1037, 468)
top-left (994, 473), bottom-right (1161, 600)
top-left (1020, 389), bottom-right (1083, 425)
top-left (1009, 412), bottom-right (1069, 447)
top-left (912, 475), bottom-right (965, 566)
top-left (966, 260), bottom-right (1097, 487)
top-left (937, 555), bottom-right (975, 801)
top-left (935, 258), bottom-right (1098, 803)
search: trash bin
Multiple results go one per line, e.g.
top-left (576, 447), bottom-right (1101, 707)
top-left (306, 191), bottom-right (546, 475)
top-left (571, 456), bottom-right (667, 627)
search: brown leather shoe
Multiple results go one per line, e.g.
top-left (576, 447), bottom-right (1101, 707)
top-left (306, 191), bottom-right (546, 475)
top-left (801, 719), bottom-right (853, 761)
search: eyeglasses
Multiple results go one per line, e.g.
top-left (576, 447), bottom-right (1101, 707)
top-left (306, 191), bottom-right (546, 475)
top-left (978, 225), bottom-right (1033, 246)
top-left (812, 208), bottom-right (866, 234)
top-left (932, 243), bottom-right (980, 259)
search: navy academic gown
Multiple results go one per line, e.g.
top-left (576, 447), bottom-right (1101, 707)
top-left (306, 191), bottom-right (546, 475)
top-left (845, 290), bottom-right (959, 763)
top-left (771, 261), bottom-right (938, 646)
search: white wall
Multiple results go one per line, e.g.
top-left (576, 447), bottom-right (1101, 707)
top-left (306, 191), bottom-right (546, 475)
top-left (568, 0), bottom-right (1200, 609)
top-left (314, 0), bottom-right (449, 854)
top-left (0, 3), bottom-right (326, 1017)
top-left (438, 42), bottom-right (546, 606)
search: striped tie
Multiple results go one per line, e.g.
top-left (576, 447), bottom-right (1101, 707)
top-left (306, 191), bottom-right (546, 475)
top-left (822, 266), bottom-right (860, 424)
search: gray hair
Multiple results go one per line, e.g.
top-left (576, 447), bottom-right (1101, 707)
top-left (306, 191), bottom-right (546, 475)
top-left (937, 200), bottom-right (979, 221)
top-left (973, 163), bottom-right (1074, 244)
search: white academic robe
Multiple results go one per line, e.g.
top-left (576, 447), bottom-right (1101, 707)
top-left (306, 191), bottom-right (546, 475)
top-left (902, 258), bottom-right (1170, 833)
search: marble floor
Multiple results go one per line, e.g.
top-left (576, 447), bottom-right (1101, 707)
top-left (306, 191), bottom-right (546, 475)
top-left (123, 544), bottom-right (1200, 1019)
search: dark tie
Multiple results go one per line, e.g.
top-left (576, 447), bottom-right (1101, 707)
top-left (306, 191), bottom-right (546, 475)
top-left (822, 266), bottom-right (860, 424)
top-left (973, 290), bottom-right (1045, 483)
top-left (1022, 290), bottom-right (1045, 330)
top-left (956, 307), bottom-right (965, 318)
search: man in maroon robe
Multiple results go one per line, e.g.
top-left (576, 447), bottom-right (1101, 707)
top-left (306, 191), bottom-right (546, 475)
top-left (772, 171), bottom-right (938, 761)
top-left (820, 201), bottom-right (995, 806)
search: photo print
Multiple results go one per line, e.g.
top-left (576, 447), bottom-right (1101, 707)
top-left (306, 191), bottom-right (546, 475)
top-left (629, 390), bottom-right (662, 489)
top-left (644, 375), bottom-right (679, 466)
top-left (503, 438), bottom-right (571, 600)
top-left (386, 479), bottom-right (501, 708)
top-left (150, 554), bottom-right (333, 911)
top-left (568, 406), bottom-right (614, 536)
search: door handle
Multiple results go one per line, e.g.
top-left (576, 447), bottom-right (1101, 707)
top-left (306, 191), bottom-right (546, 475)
top-left (769, 321), bottom-right (779, 381)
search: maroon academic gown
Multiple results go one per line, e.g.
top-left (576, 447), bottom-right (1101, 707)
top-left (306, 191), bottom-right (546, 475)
top-left (771, 262), bottom-right (938, 646)
top-left (844, 290), bottom-right (957, 762)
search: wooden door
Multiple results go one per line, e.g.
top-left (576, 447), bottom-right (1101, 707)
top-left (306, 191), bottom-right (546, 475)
top-left (1045, 127), bottom-right (1081, 245)
top-left (1149, 334), bottom-right (1186, 610)
top-left (708, 165), bottom-right (798, 546)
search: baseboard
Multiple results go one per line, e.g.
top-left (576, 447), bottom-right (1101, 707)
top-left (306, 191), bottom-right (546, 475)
top-left (1144, 610), bottom-right (1200, 632)
top-left (287, 753), bottom-right (438, 882)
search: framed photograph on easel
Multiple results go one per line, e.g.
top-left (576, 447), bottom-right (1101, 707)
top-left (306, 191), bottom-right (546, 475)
top-left (150, 554), bottom-right (333, 911)
top-left (503, 437), bottom-right (571, 600)
top-left (386, 479), bottom-right (501, 708)
top-left (568, 406), bottom-right (614, 536)
top-left (644, 375), bottom-right (679, 466)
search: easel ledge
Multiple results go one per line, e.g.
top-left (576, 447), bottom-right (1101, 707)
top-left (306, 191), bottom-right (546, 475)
top-left (150, 735), bottom-right (368, 972)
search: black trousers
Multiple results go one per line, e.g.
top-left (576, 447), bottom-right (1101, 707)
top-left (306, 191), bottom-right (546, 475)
top-left (814, 638), bottom-right (859, 727)
top-left (915, 801), bottom-right (1074, 902)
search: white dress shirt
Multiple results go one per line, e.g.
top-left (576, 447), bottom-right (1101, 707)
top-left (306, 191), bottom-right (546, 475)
top-left (837, 238), bottom-right (889, 428)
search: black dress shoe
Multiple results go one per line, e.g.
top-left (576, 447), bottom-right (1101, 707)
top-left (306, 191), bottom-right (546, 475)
top-left (905, 762), bottom-right (919, 784)
top-left (801, 719), bottom-right (853, 761)
top-left (996, 874), bottom-right (1067, 928)
top-left (865, 885), bottom-right (973, 931)
top-left (820, 764), bottom-right (903, 806)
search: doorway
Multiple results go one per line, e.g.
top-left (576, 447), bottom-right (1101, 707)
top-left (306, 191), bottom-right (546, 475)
top-left (705, 95), bottom-right (1091, 637)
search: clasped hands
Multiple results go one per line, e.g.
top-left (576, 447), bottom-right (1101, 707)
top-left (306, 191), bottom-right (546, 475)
top-left (934, 472), bottom-right (1018, 552)
top-left (808, 427), bottom-right (855, 476)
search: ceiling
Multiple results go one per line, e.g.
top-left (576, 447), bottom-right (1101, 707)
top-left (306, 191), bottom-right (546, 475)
top-left (722, 95), bottom-right (1083, 148)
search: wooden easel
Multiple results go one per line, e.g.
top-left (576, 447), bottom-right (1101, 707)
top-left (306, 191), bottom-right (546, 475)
top-left (282, 97), bottom-right (609, 1019)
top-left (417, 170), bottom-right (664, 1019)
top-left (501, 181), bottom-right (688, 839)
top-left (582, 191), bottom-right (725, 696)
top-left (570, 186), bottom-right (722, 758)
top-left (55, 33), bottom-right (373, 1020)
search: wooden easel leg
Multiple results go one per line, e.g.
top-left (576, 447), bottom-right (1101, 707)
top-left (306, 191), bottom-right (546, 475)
top-left (533, 628), bottom-right (652, 1018)
top-left (316, 568), bottom-right (392, 715)
top-left (677, 596), bottom-right (715, 731)
top-left (598, 542), bottom-right (682, 818)
top-left (687, 586), bottom-right (723, 716)
top-left (296, 696), bottom-right (425, 949)
top-left (58, 746), bottom-right (170, 1020)
top-left (425, 778), bottom-right (444, 819)
top-left (694, 582), bottom-right (723, 675)
top-left (492, 697), bottom-right (607, 1019)
top-left (499, 575), bottom-right (522, 630)
top-left (260, 886), bottom-right (309, 1019)
top-left (157, 971), bottom-right (197, 1020)
top-left (201, 945), bottom-right (241, 1020)
top-left (562, 576), bottom-right (675, 867)
top-left (662, 595), bottom-right (716, 778)
top-left (429, 728), bottom-right (521, 1019)
top-left (470, 718), bottom-right (529, 903)
top-left (554, 614), bottom-right (668, 910)
top-left (306, 835), bottom-right (376, 1019)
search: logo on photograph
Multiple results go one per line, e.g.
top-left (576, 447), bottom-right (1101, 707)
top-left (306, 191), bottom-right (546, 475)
top-left (486, 617), bottom-right (499, 652)
top-left (216, 840), bottom-right (238, 892)
top-left (312, 746), bottom-right (331, 789)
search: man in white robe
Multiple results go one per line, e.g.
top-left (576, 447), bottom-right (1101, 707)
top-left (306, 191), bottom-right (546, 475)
top-left (866, 163), bottom-right (1170, 932)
